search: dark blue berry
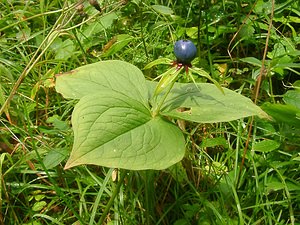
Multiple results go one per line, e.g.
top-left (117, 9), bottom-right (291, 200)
top-left (174, 40), bottom-right (197, 64)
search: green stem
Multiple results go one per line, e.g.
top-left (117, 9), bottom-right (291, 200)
top-left (151, 67), bottom-right (183, 117)
top-left (139, 3), bottom-right (149, 61)
top-left (151, 80), bottom-right (176, 117)
top-left (98, 170), bottom-right (127, 225)
top-left (144, 170), bottom-right (155, 225)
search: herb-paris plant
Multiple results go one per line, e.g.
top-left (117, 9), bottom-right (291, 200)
top-left (55, 57), bottom-right (267, 170)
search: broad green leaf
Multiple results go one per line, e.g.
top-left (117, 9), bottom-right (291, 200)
top-left (55, 60), bottom-right (148, 105)
top-left (265, 177), bottom-right (300, 194)
top-left (253, 140), bottom-right (280, 152)
top-left (283, 90), bottom-right (300, 109)
top-left (293, 156), bottom-right (300, 161)
top-left (265, 181), bottom-right (285, 193)
top-left (148, 81), bottom-right (268, 123)
top-left (273, 63), bottom-right (300, 69)
top-left (268, 42), bottom-right (287, 58)
top-left (240, 57), bottom-right (262, 67)
top-left (293, 80), bottom-right (300, 89)
top-left (200, 137), bottom-right (228, 148)
top-left (261, 102), bottom-right (300, 128)
top-left (286, 16), bottom-right (300, 23)
top-left (152, 5), bottom-right (174, 15)
top-left (64, 90), bottom-right (185, 170)
top-left (254, 0), bottom-right (272, 15)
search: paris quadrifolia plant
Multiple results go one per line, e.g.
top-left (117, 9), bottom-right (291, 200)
top-left (55, 40), bottom-right (268, 171)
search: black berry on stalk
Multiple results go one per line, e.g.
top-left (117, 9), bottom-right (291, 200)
top-left (173, 40), bottom-right (197, 72)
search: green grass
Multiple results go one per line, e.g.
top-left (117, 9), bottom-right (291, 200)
top-left (1, 0), bottom-right (300, 224)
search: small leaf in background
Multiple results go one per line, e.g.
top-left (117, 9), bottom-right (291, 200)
top-left (49, 37), bottom-right (63, 50)
top-left (238, 24), bottom-right (255, 40)
top-left (186, 27), bottom-right (198, 39)
top-left (265, 180), bottom-right (285, 193)
top-left (268, 42), bottom-right (287, 58)
top-left (271, 55), bottom-right (294, 77)
top-left (46, 115), bottom-right (69, 131)
top-left (283, 90), bottom-right (300, 109)
top-left (50, 38), bottom-right (75, 60)
top-left (32, 201), bottom-right (47, 212)
top-left (240, 57), bottom-right (262, 67)
top-left (0, 83), bottom-right (6, 107)
top-left (254, 0), bottom-right (272, 15)
top-left (262, 102), bottom-right (300, 128)
top-left (23, 148), bottom-right (49, 162)
top-left (253, 139), bottom-right (280, 153)
top-left (174, 218), bottom-right (191, 225)
top-left (82, 12), bottom-right (118, 38)
top-left (101, 34), bottom-right (133, 57)
top-left (43, 148), bottom-right (69, 169)
top-left (152, 5), bottom-right (174, 15)
top-left (200, 137), bottom-right (228, 148)
top-left (42, 69), bottom-right (56, 88)
top-left (16, 27), bottom-right (31, 41)
top-left (23, 222), bottom-right (42, 225)
top-left (55, 39), bottom-right (75, 60)
top-left (0, 63), bottom-right (14, 82)
top-left (78, 12), bottom-right (118, 50)
top-left (293, 155), bottom-right (300, 161)
top-left (205, 161), bottom-right (228, 178)
top-left (293, 80), bottom-right (300, 89)
top-left (265, 177), bottom-right (300, 194)
top-left (99, 12), bottom-right (118, 29)
top-left (30, 81), bottom-right (40, 99)
top-left (29, 190), bottom-right (45, 201)
top-left (168, 163), bottom-right (188, 184)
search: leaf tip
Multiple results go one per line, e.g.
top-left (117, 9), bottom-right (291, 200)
top-left (64, 160), bottom-right (75, 170)
top-left (260, 111), bottom-right (272, 120)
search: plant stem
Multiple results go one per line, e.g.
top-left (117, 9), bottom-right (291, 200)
top-left (151, 67), bottom-right (183, 117)
top-left (144, 170), bottom-right (155, 225)
top-left (98, 170), bottom-right (127, 225)
top-left (88, 168), bottom-right (114, 225)
top-left (151, 80), bottom-right (176, 117)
